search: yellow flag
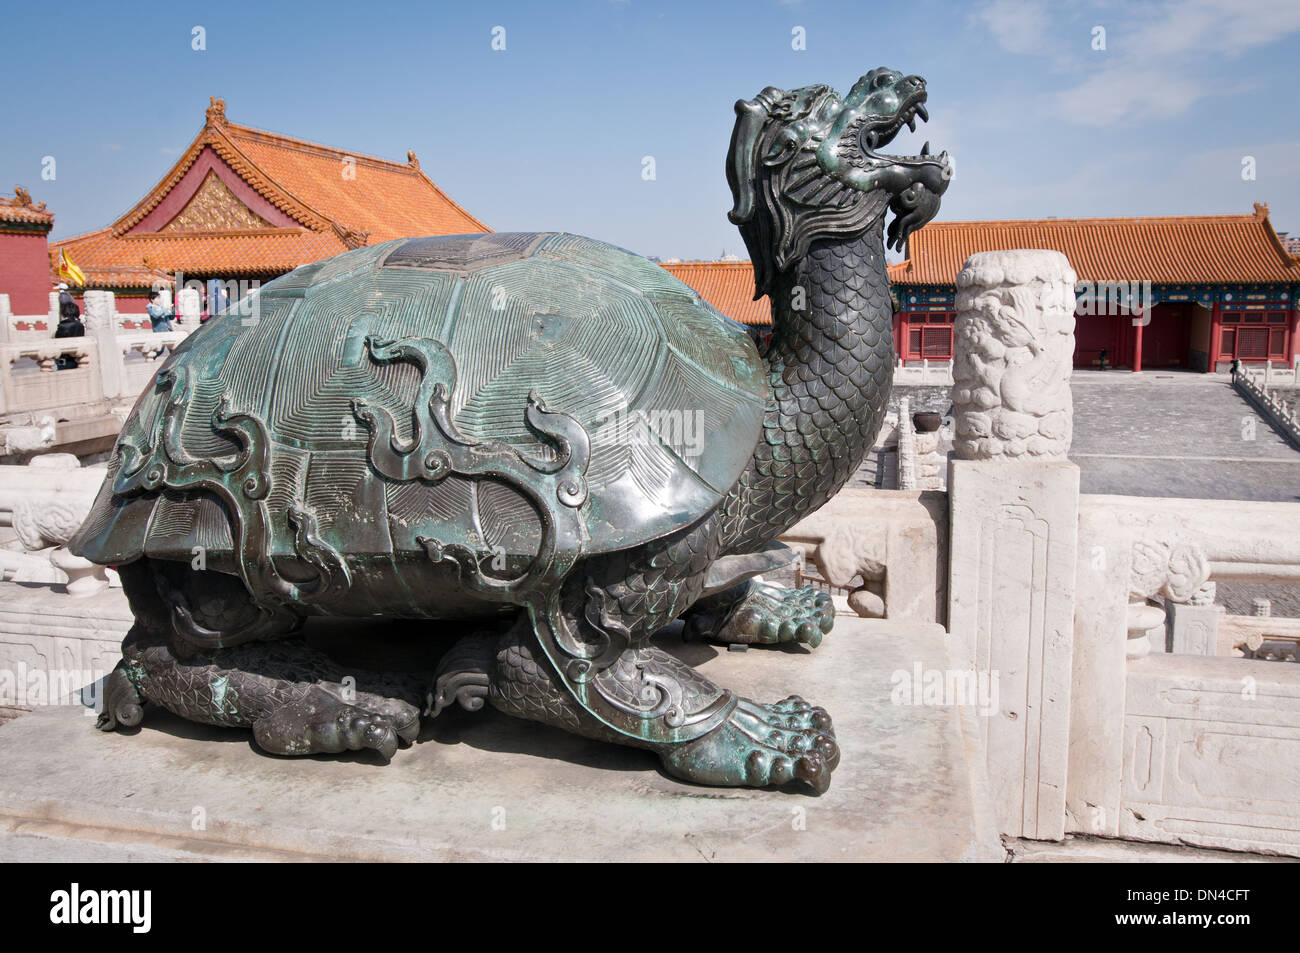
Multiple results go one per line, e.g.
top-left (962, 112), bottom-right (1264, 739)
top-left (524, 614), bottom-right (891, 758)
top-left (57, 249), bottom-right (87, 287)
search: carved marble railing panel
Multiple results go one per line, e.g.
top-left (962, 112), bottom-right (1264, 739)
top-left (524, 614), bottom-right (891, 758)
top-left (779, 487), bottom-right (947, 624)
top-left (0, 290), bottom-right (193, 426)
top-left (5, 318), bottom-right (57, 341)
top-left (0, 581), bottom-right (133, 718)
top-left (1, 340), bottom-right (100, 416)
top-left (0, 459), bottom-right (112, 595)
top-left (1121, 652), bottom-right (1300, 856)
top-left (2, 292), bottom-right (59, 344)
top-left (1078, 495), bottom-right (1300, 584)
top-left (1068, 493), bottom-right (1300, 851)
top-left (1218, 614), bottom-right (1300, 658)
top-left (893, 358), bottom-right (953, 386)
top-left (119, 331), bottom-right (186, 395)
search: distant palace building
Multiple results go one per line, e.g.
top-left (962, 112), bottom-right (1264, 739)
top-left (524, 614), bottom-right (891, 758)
top-left (1, 189), bottom-right (55, 316)
top-left (888, 205), bottom-right (1300, 371)
top-left (50, 98), bottom-right (488, 314)
top-left (676, 206), bottom-right (1299, 372)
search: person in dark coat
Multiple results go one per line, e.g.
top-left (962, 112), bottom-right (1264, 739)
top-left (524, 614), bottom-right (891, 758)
top-left (53, 283), bottom-right (84, 369)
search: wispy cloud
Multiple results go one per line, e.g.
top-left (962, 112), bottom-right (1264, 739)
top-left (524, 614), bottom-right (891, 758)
top-left (975, 0), bottom-right (1300, 126)
top-left (959, 137), bottom-right (1300, 221)
top-left (1129, 0), bottom-right (1300, 58)
top-left (973, 0), bottom-right (1059, 56)
top-left (1054, 68), bottom-right (1203, 126)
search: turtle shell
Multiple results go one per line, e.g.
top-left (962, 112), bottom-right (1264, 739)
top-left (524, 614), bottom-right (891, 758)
top-left (71, 233), bottom-right (767, 589)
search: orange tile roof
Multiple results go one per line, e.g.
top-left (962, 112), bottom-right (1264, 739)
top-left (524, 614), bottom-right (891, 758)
top-left (225, 126), bottom-right (487, 242)
top-left (50, 97), bottom-right (488, 289)
top-left (1, 190), bottom-right (53, 229)
top-left (890, 204), bottom-right (1299, 286)
top-left (55, 226), bottom-right (347, 288)
top-left (662, 260), bottom-right (771, 326)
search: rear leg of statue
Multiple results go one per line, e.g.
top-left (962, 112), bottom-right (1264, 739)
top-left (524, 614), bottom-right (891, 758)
top-left (100, 562), bottom-right (422, 760)
top-left (488, 609), bottom-right (840, 794)
top-left (684, 578), bottom-right (834, 647)
top-left (108, 628), bottom-right (423, 760)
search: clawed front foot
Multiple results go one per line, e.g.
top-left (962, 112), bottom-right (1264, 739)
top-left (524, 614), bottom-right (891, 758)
top-left (660, 695), bottom-right (839, 793)
top-left (685, 580), bottom-right (834, 647)
top-left (253, 686), bottom-right (420, 761)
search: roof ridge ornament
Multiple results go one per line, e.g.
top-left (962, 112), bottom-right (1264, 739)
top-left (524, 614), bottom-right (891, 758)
top-left (1254, 201), bottom-right (1269, 220)
top-left (207, 96), bottom-right (228, 126)
top-left (407, 150), bottom-right (420, 170)
top-left (331, 222), bottom-right (371, 248)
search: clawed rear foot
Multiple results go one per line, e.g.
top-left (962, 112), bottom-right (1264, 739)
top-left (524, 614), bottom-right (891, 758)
top-left (102, 632), bottom-right (424, 762)
top-left (660, 694), bottom-right (839, 793)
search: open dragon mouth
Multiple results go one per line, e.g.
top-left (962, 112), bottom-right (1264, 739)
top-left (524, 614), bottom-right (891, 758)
top-left (727, 67), bottom-right (952, 284)
top-left (860, 89), bottom-right (935, 159)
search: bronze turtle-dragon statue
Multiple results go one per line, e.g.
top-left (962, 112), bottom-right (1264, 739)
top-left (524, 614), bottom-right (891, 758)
top-left (71, 68), bottom-right (949, 793)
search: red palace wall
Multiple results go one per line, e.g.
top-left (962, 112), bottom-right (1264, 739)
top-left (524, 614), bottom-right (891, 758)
top-left (113, 294), bottom-right (150, 315)
top-left (0, 231), bottom-right (53, 314)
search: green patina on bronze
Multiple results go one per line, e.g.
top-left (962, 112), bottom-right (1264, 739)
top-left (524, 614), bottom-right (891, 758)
top-left (72, 67), bottom-right (950, 793)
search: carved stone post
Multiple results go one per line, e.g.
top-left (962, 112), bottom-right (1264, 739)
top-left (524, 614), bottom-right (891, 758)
top-left (0, 293), bottom-right (11, 344)
top-left (1164, 599), bottom-right (1222, 655)
top-left (83, 290), bottom-right (122, 401)
top-left (177, 287), bottom-right (202, 325)
top-left (947, 250), bottom-right (1079, 841)
top-left (896, 396), bottom-right (915, 490)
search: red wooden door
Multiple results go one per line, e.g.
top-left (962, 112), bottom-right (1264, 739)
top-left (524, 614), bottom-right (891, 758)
top-left (1074, 313), bottom-right (1123, 367)
top-left (1140, 304), bottom-right (1191, 368)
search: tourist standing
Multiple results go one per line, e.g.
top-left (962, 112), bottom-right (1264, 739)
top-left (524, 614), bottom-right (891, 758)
top-left (146, 290), bottom-right (175, 332)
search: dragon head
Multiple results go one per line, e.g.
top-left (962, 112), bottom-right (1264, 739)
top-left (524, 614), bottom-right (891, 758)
top-left (727, 68), bottom-right (951, 296)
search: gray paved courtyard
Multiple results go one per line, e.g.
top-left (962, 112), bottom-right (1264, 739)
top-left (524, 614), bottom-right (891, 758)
top-left (1071, 371), bottom-right (1300, 617)
top-left (1069, 370), bottom-right (1300, 503)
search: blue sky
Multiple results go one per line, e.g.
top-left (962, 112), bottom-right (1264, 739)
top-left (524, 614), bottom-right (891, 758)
top-left (3, 0), bottom-right (1298, 260)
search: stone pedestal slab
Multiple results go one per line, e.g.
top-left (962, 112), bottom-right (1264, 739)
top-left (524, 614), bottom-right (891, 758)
top-left (0, 617), bottom-right (1001, 862)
